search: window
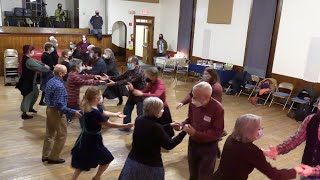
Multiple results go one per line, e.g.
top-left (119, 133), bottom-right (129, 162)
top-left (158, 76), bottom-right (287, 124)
top-left (24, 0), bottom-right (43, 17)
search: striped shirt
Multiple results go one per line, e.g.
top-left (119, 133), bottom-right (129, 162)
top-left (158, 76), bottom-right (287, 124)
top-left (45, 76), bottom-right (75, 116)
top-left (66, 72), bottom-right (101, 106)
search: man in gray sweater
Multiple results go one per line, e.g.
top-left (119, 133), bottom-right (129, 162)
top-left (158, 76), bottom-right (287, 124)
top-left (90, 10), bottom-right (103, 35)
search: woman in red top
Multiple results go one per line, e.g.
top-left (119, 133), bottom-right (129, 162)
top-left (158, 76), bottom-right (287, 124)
top-left (129, 67), bottom-right (174, 137)
top-left (177, 67), bottom-right (223, 109)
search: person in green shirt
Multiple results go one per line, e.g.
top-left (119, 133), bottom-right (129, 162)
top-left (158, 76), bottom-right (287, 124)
top-left (55, 3), bottom-right (66, 28)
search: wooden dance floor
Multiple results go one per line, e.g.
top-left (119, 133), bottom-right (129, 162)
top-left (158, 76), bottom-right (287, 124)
top-left (0, 77), bottom-right (304, 180)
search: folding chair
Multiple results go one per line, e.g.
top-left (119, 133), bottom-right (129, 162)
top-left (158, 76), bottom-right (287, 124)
top-left (175, 61), bottom-right (189, 83)
top-left (312, 97), bottom-right (320, 112)
top-left (251, 78), bottom-right (278, 105)
top-left (238, 75), bottom-right (260, 99)
top-left (269, 82), bottom-right (294, 110)
top-left (162, 58), bottom-right (176, 78)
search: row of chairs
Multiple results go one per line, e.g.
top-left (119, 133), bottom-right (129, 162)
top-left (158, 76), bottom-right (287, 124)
top-left (159, 59), bottom-right (190, 82)
top-left (228, 75), bottom-right (319, 112)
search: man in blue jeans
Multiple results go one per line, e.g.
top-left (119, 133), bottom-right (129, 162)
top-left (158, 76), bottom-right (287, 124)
top-left (106, 56), bottom-right (146, 132)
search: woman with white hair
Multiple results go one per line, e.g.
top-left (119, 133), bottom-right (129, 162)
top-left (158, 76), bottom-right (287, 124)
top-left (119, 97), bottom-right (186, 180)
top-left (213, 114), bottom-right (300, 179)
top-left (102, 48), bottom-right (128, 106)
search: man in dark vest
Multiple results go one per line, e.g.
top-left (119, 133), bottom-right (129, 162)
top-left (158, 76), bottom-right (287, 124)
top-left (263, 103), bottom-right (320, 179)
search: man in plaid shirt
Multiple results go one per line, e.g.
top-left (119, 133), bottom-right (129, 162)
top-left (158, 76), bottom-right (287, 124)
top-left (42, 64), bottom-right (81, 164)
top-left (105, 56), bottom-right (146, 132)
top-left (264, 106), bottom-right (320, 179)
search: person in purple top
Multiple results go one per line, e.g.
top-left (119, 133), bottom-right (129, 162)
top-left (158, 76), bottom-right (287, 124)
top-left (76, 35), bottom-right (91, 62)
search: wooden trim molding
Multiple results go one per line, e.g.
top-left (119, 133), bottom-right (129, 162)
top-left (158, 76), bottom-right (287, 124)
top-left (0, 26), bottom-right (95, 35)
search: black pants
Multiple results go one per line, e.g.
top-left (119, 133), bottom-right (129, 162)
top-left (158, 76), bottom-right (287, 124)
top-left (188, 139), bottom-right (218, 180)
top-left (158, 106), bottom-right (174, 138)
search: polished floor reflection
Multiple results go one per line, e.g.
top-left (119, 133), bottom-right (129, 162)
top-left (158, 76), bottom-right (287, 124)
top-left (0, 77), bottom-right (303, 180)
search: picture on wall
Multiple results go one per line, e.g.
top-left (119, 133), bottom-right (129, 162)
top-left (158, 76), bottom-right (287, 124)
top-left (207, 0), bottom-right (234, 24)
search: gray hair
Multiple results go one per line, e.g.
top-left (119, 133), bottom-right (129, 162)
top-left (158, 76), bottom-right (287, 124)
top-left (145, 67), bottom-right (159, 77)
top-left (231, 114), bottom-right (262, 143)
top-left (143, 97), bottom-right (163, 117)
top-left (69, 58), bottom-right (83, 71)
top-left (192, 81), bottom-right (212, 96)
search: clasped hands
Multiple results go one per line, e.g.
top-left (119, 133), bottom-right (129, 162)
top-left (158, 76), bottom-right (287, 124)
top-left (127, 82), bottom-right (143, 96)
top-left (170, 122), bottom-right (196, 136)
top-left (263, 146), bottom-right (314, 177)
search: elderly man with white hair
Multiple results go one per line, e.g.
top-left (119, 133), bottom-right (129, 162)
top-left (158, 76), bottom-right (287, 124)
top-left (172, 81), bottom-right (224, 180)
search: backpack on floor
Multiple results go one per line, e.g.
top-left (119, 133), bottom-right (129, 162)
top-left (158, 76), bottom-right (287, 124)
top-left (294, 104), bottom-right (312, 121)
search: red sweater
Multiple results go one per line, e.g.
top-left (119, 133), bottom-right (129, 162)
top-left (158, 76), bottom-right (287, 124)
top-left (142, 78), bottom-right (167, 107)
top-left (66, 72), bottom-right (100, 106)
top-left (183, 98), bottom-right (224, 143)
top-left (181, 81), bottom-right (223, 105)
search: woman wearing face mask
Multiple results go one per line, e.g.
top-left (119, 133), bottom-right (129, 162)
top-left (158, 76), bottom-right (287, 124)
top-left (102, 48), bottom-right (128, 106)
top-left (213, 114), bottom-right (300, 180)
top-left (71, 87), bottom-right (131, 180)
top-left (59, 49), bottom-right (72, 82)
top-left (66, 58), bottom-right (107, 124)
top-left (129, 67), bottom-right (174, 137)
top-left (119, 97), bottom-right (186, 180)
top-left (39, 42), bottom-right (56, 106)
top-left (177, 67), bottom-right (223, 109)
top-left (76, 35), bottom-right (91, 61)
top-left (16, 45), bottom-right (50, 119)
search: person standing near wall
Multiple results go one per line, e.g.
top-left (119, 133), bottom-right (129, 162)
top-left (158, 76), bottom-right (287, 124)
top-left (55, 3), bottom-right (66, 28)
top-left (156, 34), bottom-right (168, 57)
top-left (90, 10), bottom-right (103, 35)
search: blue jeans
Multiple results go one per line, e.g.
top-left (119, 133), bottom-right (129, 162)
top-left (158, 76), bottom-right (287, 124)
top-left (67, 105), bottom-right (84, 128)
top-left (123, 96), bottom-right (143, 124)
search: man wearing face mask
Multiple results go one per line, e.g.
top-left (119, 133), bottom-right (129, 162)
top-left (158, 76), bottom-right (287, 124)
top-left (156, 34), bottom-right (168, 57)
top-left (172, 82), bottom-right (224, 180)
top-left (129, 67), bottom-right (174, 137)
top-left (66, 58), bottom-right (107, 124)
top-left (39, 42), bottom-right (56, 106)
top-left (85, 47), bottom-right (107, 75)
top-left (54, 3), bottom-right (66, 28)
top-left (16, 45), bottom-right (50, 119)
top-left (42, 64), bottom-right (82, 164)
top-left (90, 10), bottom-right (103, 35)
top-left (105, 56), bottom-right (146, 132)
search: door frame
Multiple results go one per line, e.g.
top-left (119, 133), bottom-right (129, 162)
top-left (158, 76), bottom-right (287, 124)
top-left (133, 15), bottom-right (154, 64)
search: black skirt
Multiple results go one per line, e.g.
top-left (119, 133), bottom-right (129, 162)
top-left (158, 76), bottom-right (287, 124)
top-left (71, 132), bottom-right (114, 171)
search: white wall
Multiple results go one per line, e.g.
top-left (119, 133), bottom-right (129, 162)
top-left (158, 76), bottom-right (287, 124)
top-left (192, 0), bottom-right (252, 66)
top-left (159, 0), bottom-right (180, 52)
top-left (0, 0), bottom-right (22, 12)
top-left (107, 0), bottom-right (161, 48)
top-left (112, 21), bottom-right (126, 48)
top-left (79, 0), bottom-right (106, 34)
top-left (272, 0), bottom-right (320, 82)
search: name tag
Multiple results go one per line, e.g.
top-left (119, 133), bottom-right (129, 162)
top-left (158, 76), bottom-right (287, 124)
top-left (203, 116), bottom-right (211, 122)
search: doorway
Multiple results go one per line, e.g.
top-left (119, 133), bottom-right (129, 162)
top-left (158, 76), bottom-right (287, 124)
top-left (112, 21), bottom-right (127, 62)
top-left (133, 16), bottom-right (154, 64)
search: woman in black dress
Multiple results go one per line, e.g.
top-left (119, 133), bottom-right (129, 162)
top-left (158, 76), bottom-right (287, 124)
top-left (71, 87), bottom-right (133, 180)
